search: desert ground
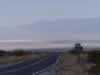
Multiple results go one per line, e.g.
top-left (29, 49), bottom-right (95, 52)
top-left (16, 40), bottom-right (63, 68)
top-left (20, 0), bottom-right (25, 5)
top-left (0, 49), bottom-right (97, 75)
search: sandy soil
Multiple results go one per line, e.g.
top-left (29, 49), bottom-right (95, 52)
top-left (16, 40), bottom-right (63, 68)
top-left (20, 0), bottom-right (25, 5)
top-left (54, 52), bottom-right (95, 75)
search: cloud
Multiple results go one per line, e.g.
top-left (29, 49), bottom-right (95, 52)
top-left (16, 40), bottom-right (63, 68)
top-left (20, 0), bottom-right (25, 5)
top-left (15, 18), bottom-right (100, 40)
top-left (21, 18), bottom-right (100, 33)
top-left (0, 18), bottom-right (100, 40)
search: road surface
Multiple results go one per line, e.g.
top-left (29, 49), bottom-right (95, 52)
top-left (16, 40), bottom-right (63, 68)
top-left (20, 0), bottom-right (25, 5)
top-left (0, 54), bottom-right (59, 75)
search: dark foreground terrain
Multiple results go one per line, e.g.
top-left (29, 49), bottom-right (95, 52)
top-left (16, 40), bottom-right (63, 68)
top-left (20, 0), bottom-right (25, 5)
top-left (0, 49), bottom-right (97, 75)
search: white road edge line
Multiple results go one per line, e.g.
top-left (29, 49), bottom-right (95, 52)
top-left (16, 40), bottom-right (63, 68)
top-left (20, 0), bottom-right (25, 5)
top-left (34, 55), bottom-right (60, 74)
top-left (0, 55), bottom-right (59, 74)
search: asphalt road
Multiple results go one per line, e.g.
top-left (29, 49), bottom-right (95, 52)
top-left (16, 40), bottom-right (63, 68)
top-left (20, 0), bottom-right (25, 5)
top-left (0, 54), bottom-right (59, 75)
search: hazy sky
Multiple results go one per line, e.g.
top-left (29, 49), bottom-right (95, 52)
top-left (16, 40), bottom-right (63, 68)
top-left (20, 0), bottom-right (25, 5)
top-left (0, 0), bottom-right (100, 39)
top-left (0, 0), bottom-right (100, 25)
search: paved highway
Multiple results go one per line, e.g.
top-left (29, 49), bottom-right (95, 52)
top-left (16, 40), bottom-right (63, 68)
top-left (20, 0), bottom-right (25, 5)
top-left (0, 56), bottom-right (45, 72)
top-left (0, 54), bottom-right (59, 75)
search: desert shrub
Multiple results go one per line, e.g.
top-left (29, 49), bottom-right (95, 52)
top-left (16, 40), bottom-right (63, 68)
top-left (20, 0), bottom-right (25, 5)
top-left (88, 50), bottom-right (96, 63)
top-left (88, 50), bottom-right (100, 74)
top-left (13, 49), bottom-right (25, 56)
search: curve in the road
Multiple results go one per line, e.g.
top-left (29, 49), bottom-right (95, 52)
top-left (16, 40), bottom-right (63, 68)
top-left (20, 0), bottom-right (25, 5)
top-left (0, 56), bottom-right (46, 72)
top-left (0, 54), bottom-right (59, 75)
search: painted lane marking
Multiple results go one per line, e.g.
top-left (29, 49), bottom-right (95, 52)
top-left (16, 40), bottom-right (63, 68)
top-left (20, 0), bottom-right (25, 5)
top-left (0, 54), bottom-right (59, 74)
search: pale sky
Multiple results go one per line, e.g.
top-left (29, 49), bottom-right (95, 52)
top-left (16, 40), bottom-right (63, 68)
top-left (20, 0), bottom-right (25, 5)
top-left (0, 0), bottom-right (100, 41)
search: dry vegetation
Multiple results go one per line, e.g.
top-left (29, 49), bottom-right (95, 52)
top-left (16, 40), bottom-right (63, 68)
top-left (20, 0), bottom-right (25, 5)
top-left (0, 50), bottom-right (97, 75)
